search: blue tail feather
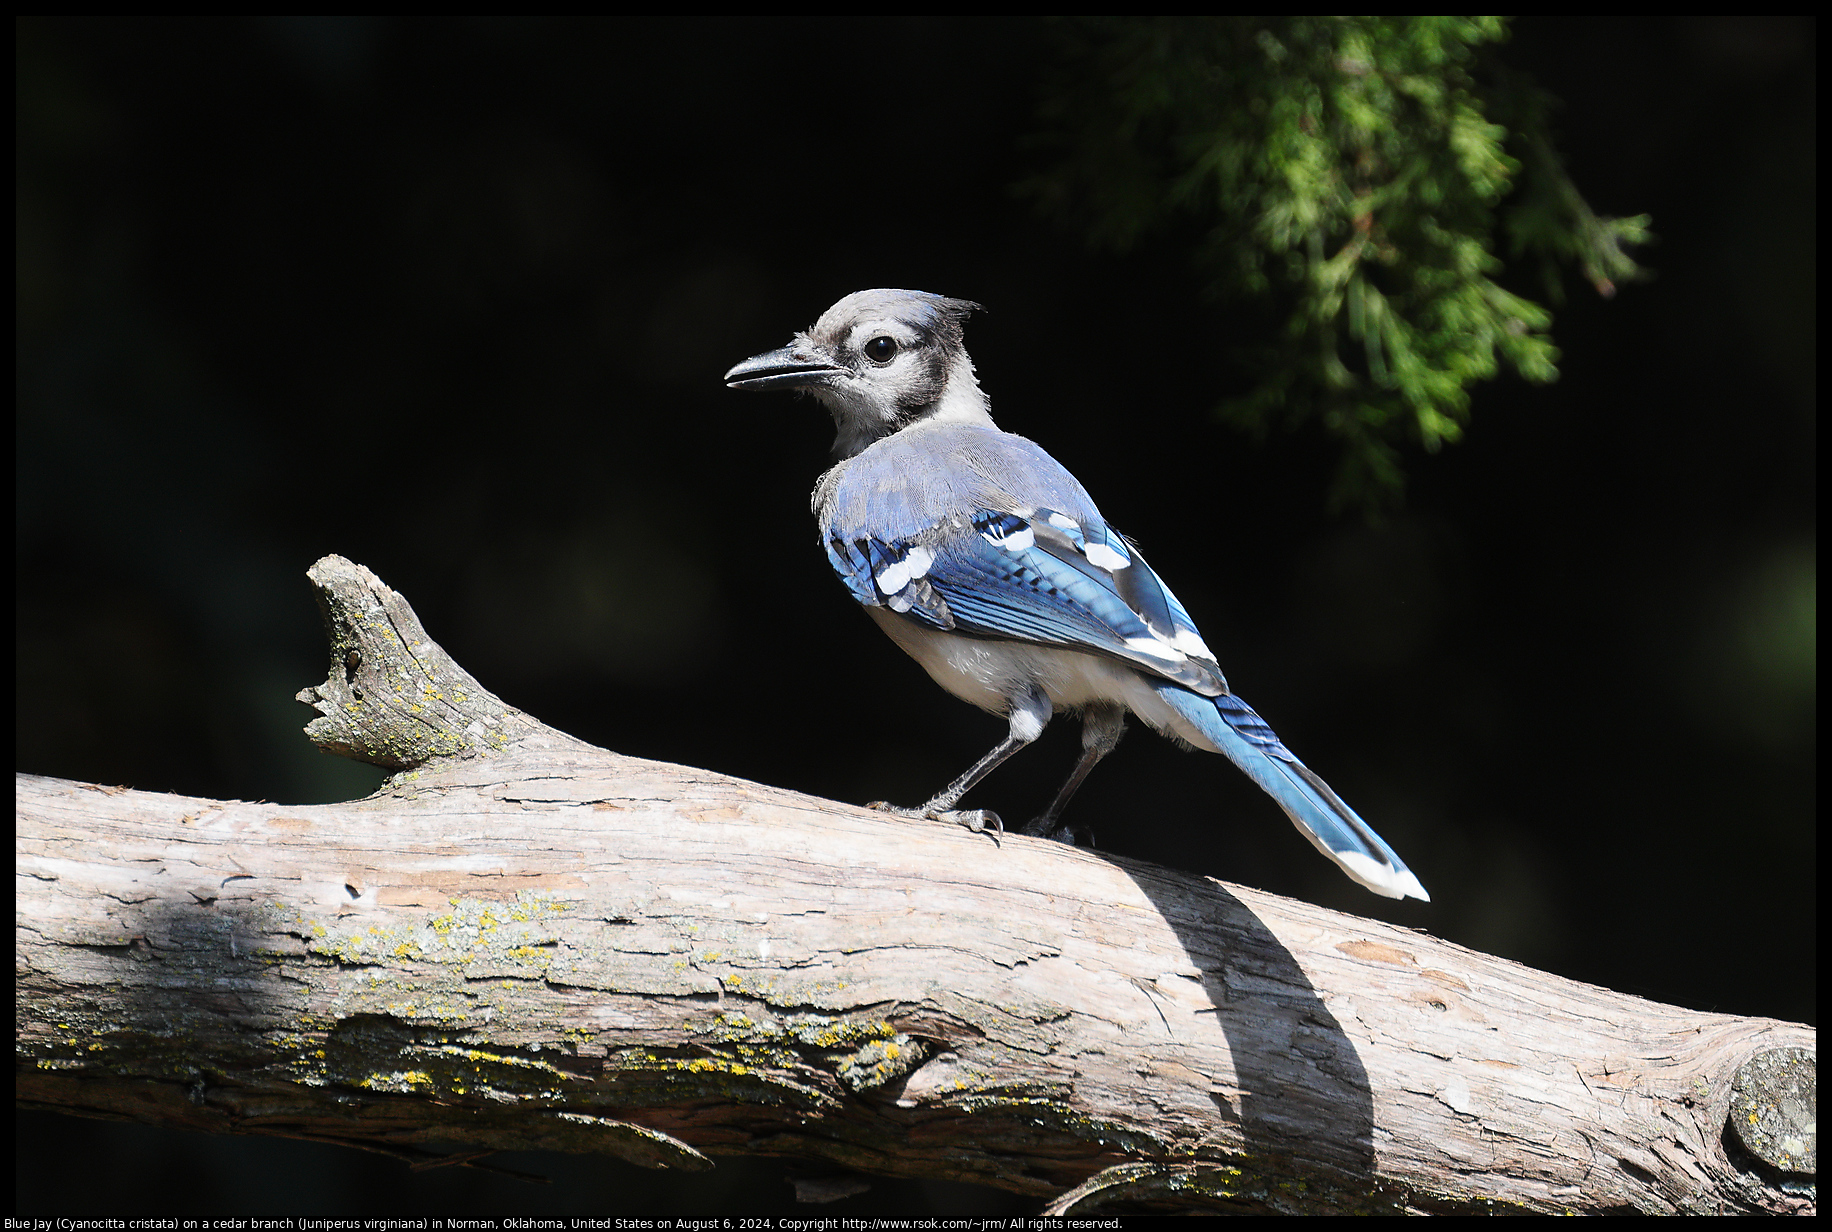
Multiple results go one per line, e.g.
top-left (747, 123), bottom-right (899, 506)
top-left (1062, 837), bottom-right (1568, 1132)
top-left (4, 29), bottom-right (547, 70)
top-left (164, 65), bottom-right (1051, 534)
top-left (1152, 685), bottom-right (1428, 901)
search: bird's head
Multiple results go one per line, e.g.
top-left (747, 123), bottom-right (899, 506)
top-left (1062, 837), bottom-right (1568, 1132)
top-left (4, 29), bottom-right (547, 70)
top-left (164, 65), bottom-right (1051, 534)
top-left (724, 289), bottom-right (990, 458)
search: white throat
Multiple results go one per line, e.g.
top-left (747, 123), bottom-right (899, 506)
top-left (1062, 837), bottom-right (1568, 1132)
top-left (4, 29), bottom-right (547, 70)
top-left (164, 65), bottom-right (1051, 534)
top-left (928, 353), bottom-right (994, 429)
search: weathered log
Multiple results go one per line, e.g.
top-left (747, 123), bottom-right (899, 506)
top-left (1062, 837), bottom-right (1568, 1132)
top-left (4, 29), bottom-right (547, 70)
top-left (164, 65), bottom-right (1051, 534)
top-left (14, 557), bottom-right (1814, 1214)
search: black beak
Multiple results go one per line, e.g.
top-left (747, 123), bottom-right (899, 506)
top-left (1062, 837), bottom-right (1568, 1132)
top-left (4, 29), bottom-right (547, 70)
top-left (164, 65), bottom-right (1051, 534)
top-left (723, 344), bottom-right (847, 392)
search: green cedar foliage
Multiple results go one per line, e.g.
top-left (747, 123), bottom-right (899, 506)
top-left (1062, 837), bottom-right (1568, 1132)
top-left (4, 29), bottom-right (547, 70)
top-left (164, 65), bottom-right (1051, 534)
top-left (1027, 16), bottom-right (1652, 512)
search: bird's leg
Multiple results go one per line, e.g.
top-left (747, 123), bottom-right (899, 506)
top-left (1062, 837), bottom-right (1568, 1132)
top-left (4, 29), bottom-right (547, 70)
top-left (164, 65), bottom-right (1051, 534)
top-left (1021, 704), bottom-right (1126, 847)
top-left (869, 687), bottom-right (1050, 840)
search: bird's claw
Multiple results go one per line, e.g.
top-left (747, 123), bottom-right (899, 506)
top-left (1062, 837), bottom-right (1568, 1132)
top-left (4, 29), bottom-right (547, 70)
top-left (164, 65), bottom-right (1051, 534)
top-left (946, 808), bottom-right (1003, 838)
top-left (867, 801), bottom-right (1003, 842)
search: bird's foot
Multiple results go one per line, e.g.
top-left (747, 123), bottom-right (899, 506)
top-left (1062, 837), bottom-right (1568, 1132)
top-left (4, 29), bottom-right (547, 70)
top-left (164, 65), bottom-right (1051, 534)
top-left (867, 801), bottom-right (1004, 841)
top-left (1019, 815), bottom-right (1094, 848)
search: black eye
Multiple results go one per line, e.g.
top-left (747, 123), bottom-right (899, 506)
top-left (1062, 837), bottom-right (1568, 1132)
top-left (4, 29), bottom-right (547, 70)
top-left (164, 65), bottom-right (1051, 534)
top-left (864, 336), bottom-right (898, 363)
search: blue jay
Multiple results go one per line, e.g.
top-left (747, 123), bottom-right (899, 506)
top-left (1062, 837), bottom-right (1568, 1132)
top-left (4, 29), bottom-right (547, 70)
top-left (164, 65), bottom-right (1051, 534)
top-left (724, 289), bottom-right (1428, 902)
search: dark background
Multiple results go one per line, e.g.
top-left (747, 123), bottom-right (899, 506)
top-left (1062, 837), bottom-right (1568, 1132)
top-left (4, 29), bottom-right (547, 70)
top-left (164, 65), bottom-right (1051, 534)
top-left (16, 16), bottom-right (1814, 1216)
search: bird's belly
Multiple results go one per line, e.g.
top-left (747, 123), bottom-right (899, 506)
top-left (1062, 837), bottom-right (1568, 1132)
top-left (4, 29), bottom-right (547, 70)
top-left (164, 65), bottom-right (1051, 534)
top-left (865, 608), bottom-right (1197, 738)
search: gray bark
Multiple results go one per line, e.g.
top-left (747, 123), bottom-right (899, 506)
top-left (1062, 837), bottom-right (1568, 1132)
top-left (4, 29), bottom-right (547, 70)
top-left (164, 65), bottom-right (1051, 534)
top-left (13, 556), bottom-right (1815, 1214)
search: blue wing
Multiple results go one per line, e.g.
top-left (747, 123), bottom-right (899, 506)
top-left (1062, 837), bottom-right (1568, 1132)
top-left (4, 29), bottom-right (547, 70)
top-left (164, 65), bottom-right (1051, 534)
top-left (823, 505), bottom-right (1228, 696)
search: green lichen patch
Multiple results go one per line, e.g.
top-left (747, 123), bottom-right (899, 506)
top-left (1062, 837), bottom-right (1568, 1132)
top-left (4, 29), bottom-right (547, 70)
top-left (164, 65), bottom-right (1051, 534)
top-left (604, 1044), bottom-right (836, 1110)
top-left (692, 1010), bottom-right (927, 1094)
top-left (306, 890), bottom-right (572, 977)
top-left (26, 1014), bottom-right (272, 1089)
top-left (831, 1035), bottom-right (925, 1092)
top-left (291, 1015), bottom-right (582, 1103)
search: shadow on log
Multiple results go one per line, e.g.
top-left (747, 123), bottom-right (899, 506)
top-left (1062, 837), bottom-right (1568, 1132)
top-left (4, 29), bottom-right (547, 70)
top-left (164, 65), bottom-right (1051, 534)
top-left (14, 555), bottom-right (1815, 1214)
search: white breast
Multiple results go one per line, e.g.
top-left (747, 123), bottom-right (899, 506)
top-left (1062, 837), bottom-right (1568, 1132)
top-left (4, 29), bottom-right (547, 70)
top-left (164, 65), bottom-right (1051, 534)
top-left (865, 609), bottom-right (1221, 753)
